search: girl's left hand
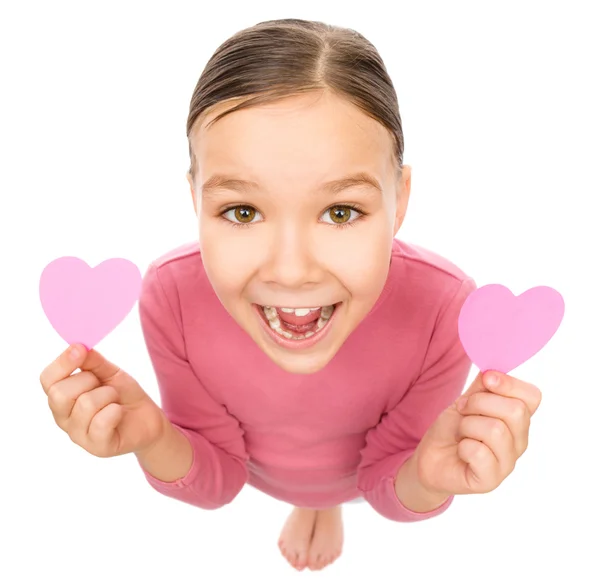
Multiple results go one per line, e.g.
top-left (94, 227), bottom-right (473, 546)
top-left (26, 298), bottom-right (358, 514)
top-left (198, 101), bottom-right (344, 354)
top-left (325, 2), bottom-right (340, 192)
top-left (414, 371), bottom-right (542, 496)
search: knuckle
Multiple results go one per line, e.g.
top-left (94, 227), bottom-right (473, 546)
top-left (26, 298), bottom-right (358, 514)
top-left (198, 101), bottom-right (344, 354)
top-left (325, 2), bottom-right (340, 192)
top-left (103, 385), bottom-right (119, 401)
top-left (510, 401), bottom-right (527, 421)
top-left (470, 391), bottom-right (483, 405)
top-left (66, 429), bottom-right (79, 445)
top-left (483, 482), bottom-right (496, 494)
top-left (51, 414), bottom-right (68, 432)
top-left (47, 384), bottom-right (64, 408)
top-left (475, 443), bottom-right (487, 460)
top-left (86, 445), bottom-right (104, 458)
top-left (506, 460), bottom-right (516, 476)
top-left (39, 363), bottom-right (55, 391)
top-left (82, 370), bottom-right (101, 389)
top-left (75, 386), bottom-right (118, 426)
top-left (490, 420), bottom-right (506, 438)
top-left (76, 391), bottom-right (95, 414)
top-left (78, 384), bottom-right (109, 413)
top-left (58, 353), bottom-right (74, 374)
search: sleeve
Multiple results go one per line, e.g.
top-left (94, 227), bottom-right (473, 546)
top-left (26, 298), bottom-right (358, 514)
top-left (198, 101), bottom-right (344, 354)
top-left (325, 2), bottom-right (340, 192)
top-left (356, 277), bottom-right (477, 522)
top-left (134, 262), bottom-right (249, 509)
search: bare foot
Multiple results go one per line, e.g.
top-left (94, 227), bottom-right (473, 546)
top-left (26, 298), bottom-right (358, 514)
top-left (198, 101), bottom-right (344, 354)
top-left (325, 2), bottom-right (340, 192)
top-left (307, 506), bottom-right (344, 571)
top-left (277, 507), bottom-right (317, 570)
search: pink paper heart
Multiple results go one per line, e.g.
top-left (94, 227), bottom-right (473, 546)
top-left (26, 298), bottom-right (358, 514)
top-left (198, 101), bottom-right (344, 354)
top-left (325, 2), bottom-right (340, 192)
top-left (458, 284), bottom-right (564, 373)
top-left (40, 256), bottom-right (142, 349)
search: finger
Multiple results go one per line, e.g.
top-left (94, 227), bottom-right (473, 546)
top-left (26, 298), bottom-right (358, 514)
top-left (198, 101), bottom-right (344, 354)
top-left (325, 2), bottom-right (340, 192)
top-left (40, 343), bottom-right (89, 394)
top-left (68, 385), bottom-right (120, 445)
top-left (457, 392), bottom-right (530, 457)
top-left (458, 415), bottom-right (516, 479)
top-left (80, 348), bottom-right (123, 385)
top-left (47, 370), bottom-right (100, 428)
top-left (457, 438), bottom-right (501, 492)
top-left (482, 372), bottom-right (542, 416)
top-left (88, 403), bottom-right (123, 456)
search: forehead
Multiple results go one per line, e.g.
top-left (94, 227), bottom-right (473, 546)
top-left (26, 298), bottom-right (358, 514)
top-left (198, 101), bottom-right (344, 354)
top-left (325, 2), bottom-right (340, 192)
top-left (191, 92), bottom-right (395, 180)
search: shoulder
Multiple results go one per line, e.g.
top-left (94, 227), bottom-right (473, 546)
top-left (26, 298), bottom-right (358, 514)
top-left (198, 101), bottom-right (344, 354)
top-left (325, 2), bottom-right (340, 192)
top-left (389, 238), bottom-right (477, 313)
top-left (149, 241), bottom-right (202, 271)
top-left (391, 238), bottom-right (472, 282)
top-left (140, 242), bottom-right (216, 311)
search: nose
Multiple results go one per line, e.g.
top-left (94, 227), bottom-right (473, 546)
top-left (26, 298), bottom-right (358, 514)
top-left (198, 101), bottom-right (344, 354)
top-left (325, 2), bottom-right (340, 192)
top-left (260, 225), bottom-right (321, 289)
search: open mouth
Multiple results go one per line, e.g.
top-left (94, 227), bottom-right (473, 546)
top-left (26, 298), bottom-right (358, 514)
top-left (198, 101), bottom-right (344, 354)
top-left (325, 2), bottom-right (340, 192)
top-left (253, 302), bottom-right (342, 347)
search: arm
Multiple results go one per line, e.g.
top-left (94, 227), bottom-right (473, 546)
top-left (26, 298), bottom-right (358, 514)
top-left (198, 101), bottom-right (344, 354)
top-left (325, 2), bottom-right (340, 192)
top-left (135, 414), bottom-right (193, 483)
top-left (134, 262), bottom-right (249, 509)
top-left (356, 277), bottom-right (477, 522)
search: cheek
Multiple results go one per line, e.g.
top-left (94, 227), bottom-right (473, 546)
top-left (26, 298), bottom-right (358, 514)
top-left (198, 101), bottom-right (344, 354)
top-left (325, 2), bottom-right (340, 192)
top-left (337, 232), bottom-right (391, 296)
top-left (199, 222), bottom-right (257, 297)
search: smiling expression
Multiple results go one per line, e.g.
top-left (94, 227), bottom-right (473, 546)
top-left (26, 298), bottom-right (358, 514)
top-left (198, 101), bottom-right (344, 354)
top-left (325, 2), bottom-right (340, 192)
top-left (187, 90), bottom-right (411, 374)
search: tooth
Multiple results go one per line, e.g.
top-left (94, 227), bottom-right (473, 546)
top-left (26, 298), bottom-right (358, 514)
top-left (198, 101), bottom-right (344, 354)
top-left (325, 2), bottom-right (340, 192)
top-left (320, 305), bottom-right (334, 319)
top-left (317, 317), bottom-right (328, 329)
top-left (281, 308), bottom-right (294, 313)
top-left (293, 308), bottom-right (312, 316)
top-left (263, 306), bottom-right (277, 320)
top-left (304, 331), bottom-right (315, 337)
top-left (268, 317), bottom-right (281, 329)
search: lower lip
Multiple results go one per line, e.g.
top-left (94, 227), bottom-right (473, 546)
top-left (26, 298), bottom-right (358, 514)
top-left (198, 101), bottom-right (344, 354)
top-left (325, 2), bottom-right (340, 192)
top-left (253, 303), bottom-right (341, 350)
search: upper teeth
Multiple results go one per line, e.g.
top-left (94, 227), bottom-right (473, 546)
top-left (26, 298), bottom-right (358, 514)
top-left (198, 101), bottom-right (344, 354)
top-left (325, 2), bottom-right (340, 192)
top-left (280, 307), bottom-right (320, 316)
top-left (262, 305), bottom-right (334, 318)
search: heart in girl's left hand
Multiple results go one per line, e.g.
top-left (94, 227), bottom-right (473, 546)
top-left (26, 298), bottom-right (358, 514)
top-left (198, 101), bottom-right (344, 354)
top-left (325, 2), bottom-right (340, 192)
top-left (458, 284), bottom-right (564, 373)
top-left (39, 256), bottom-right (142, 349)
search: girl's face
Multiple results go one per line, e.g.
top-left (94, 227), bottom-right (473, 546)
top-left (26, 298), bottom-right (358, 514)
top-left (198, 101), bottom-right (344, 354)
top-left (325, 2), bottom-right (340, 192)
top-left (187, 90), bottom-right (411, 374)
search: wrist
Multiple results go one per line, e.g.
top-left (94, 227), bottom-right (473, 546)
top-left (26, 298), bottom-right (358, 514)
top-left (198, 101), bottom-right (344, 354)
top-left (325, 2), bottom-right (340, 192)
top-left (135, 415), bottom-right (194, 483)
top-left (135, 409), bottom-right (171, 459)
top-left (394, 452), bottom-right (451, 513)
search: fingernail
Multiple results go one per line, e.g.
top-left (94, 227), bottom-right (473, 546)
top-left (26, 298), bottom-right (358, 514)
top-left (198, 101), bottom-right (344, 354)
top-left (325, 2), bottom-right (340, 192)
top-left (485, 373), bottom-right (499, 388)
top-left (69, 345), bottom-right (80, 359)
top-left (456, 396), bottom-right (467, 411)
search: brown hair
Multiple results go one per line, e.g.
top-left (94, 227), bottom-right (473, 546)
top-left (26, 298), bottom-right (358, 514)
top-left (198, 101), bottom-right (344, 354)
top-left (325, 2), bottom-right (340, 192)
top-left (186, 18), bottom-right (404, 182)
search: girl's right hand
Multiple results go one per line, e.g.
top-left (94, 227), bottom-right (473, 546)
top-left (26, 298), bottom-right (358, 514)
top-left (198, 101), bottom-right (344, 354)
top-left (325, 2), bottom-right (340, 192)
top-left (40, 344), bottom-right (166, 458)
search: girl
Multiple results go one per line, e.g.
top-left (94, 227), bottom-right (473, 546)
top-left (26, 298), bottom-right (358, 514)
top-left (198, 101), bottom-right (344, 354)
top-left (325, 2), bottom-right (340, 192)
top-left (39, 18), bottom-right (541, 572)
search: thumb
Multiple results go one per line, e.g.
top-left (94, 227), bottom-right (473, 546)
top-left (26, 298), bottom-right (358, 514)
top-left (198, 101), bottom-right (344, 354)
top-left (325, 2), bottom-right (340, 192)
top-left (76, 344), bottom-right (147, 404)
top-left (458, 370), bottom-right (486, 402)
top-left (75, 344), bottom-right (123, 385)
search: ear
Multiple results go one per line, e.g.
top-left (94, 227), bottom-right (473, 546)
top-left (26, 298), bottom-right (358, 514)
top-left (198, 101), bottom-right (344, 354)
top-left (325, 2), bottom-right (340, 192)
top-left (393, 165), bottom-right (411, 235)
top-left (187, 172), bottom-right (197, 215)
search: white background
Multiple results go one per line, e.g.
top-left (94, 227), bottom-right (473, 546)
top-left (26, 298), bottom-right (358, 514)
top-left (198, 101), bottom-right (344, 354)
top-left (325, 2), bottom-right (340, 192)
top-left (1, 1), bottom-right (598, 586)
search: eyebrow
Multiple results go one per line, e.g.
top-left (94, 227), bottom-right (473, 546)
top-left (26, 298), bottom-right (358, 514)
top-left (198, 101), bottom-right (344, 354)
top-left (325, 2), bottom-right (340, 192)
top-left (201, 171), bottom-right (383, 197)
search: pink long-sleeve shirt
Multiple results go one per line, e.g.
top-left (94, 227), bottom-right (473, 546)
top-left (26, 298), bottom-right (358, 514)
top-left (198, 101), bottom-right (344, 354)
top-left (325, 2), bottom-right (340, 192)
top-left (136, 238), bottom-right (476, 522)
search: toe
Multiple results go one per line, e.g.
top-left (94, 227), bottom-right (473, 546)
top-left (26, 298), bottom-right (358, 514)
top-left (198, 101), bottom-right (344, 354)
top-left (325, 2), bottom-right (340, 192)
top-left (321, 554), bottom-right (334, 569)
top-left (296, 551), bottom-right (308, 570)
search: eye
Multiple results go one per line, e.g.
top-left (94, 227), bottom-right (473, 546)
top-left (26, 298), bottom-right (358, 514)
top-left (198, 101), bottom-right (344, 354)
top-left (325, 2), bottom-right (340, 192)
top-left (321, 205), bottom-right (363, 225)
top-left (222, 205), bottom-right (263, 224)
top-left (220, 203), bottom-right (366, 228)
